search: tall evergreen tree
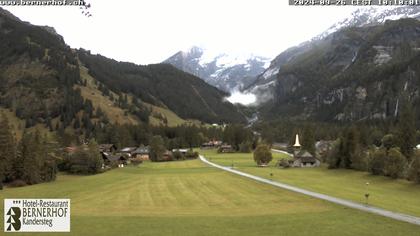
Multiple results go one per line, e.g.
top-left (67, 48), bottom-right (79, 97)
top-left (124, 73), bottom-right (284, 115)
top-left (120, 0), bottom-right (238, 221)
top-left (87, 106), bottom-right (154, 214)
top-left (302, 124), bottom-right (316, 155)
top-left (344, 127), bottom-right (360, 169)
top-left (20, 130), bottom-right (43, 184)
top-left (149, 135), bottom-right (166, 162)
top-left (0, 114), bottom-right (17, 188)
top-left (397, 100), bottom-right (416, 158)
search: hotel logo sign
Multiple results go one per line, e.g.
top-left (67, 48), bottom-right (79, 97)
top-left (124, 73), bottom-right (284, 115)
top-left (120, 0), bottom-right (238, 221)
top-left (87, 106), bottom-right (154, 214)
top-left (4, 199), bottom-right (70, 232)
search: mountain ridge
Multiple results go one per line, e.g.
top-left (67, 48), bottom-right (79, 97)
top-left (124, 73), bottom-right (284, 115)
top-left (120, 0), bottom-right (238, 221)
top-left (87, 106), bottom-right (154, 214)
top-left (164, 46), bottom-right (270, 92)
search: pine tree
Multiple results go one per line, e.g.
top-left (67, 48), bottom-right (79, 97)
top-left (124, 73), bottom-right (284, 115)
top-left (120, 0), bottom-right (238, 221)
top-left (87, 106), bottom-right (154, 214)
top-left (0, 114), bottom-right (17, 188)
top-left (344, 127), bottom-right (360, 169)
top-left (397, 100), bottom-right (416, 159)
top-left (150, 135), bottom-right (166, 162)
top-left (40, 136), bottom-right (57, 182)
top-left (302, 124), bottom-right (316, 155)
top-left (20, 130), bottom-right (42, 184)
top-left (87, 140), bottom-right (103, 174)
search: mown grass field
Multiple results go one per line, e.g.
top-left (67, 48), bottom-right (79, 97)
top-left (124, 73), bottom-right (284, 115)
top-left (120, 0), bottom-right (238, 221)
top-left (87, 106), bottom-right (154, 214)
top-left (1, 159), bottom-right (420, 235)
top-left (200, 149), bottom-right (420, 218)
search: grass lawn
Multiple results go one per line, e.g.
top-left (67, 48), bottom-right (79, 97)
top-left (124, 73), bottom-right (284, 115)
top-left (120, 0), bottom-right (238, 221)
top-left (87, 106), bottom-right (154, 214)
top-left (1, 159), bottom-right (420, 235)
top-left (199, 149), bottom-right (420, 218)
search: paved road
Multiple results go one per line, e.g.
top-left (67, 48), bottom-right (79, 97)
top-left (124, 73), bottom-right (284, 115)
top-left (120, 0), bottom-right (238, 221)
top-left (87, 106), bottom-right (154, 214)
top-left (199, 155), bottom-right (420, 226)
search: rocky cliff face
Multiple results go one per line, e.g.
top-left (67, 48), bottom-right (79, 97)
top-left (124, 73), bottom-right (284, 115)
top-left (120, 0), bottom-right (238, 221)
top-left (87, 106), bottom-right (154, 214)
top-left (247, 6), bottom-right (420, 105)
top-left (261, 18), bottom-right (420, 122)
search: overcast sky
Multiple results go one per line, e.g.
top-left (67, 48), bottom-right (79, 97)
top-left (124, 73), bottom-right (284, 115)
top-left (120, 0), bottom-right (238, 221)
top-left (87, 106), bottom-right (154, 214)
top-left (4, 0), bottom-right (363, 64)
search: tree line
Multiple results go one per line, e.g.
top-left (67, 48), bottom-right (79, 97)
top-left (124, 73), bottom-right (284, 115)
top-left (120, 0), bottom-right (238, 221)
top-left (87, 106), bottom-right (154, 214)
top-left (325, 101), bottom-right (420, 183)
top-left (0, 114), bottom-right (57, 189)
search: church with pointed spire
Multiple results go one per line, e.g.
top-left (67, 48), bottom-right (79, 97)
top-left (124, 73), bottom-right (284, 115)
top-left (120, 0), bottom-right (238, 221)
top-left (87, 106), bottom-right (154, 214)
top-left (289, 133), bottom-right (320, 168)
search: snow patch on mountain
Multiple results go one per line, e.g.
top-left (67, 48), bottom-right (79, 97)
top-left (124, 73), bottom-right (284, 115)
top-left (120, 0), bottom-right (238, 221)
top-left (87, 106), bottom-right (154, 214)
top-left (164, 46), bottom-right (271, 93)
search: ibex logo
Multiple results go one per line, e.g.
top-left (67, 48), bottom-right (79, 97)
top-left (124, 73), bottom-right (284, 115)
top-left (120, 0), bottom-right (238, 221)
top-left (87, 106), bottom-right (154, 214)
top-left (6, 206), bottom-right (21, 231)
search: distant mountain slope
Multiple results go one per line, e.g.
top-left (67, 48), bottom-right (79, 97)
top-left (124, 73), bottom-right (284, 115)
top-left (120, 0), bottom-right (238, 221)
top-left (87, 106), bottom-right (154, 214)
top-left (246, 6), bottom-right (420, 104)
top-left (261, 18), bottom-right (420, 122)
top-left (164, 47), bottom-right (270, 92)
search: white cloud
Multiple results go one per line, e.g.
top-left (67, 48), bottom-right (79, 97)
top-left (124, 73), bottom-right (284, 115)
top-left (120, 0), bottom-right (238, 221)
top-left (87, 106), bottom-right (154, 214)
top-left (226, 91), bottom-right (256, 106)
top-left (4, 1), bottom-right (361, 65)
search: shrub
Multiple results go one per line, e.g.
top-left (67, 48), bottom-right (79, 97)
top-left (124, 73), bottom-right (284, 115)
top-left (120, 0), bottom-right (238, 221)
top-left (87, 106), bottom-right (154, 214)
top-left (9, 179), bottom-right (27, 188)
top-left (351, 150), bottom-right (368, 171)
top-left (239, 142), bottom-right (252, 153)
top-left (253, 144), bottom-right (272, 166)
top-left (384, 148), bottom-right (407, 179)
top-left (381, 134), bottom-right (396, 150)
top-left (173, 151), bottom-right (184, 160)
top-left (409, 151), bottom-right (420, 183)
top-left (368, 148), bottom-right (386, 175)
top-left (185, 150), bottom-right (199, 159)
top-left (277, 158), bottom-right (291, 168)
top-left (326, 140), bottom-right (341, 169)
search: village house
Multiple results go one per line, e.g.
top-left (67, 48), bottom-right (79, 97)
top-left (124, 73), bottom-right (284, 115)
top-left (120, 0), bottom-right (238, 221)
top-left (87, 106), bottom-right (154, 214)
top-left (218, 144), bottom-right (235, 153)
top-left (201, 140), bottom-right (223, 149)
top-left (172, 148), bottom-right (189, 155)
top-left (99, 144), bottom-right (117, 153)
top-left (102, 153), bottom-right (129, 168)
top-left (132, 146), bottom-right (150, 161)
top-left (119, 147), bottom-right (138, 157)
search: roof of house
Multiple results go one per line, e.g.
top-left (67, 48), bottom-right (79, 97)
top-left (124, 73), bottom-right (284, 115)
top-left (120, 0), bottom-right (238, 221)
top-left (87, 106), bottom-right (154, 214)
top-left (99, 144), bottom-right (116, 151)
top-left (133, 146), bottom-right (150, 154)
top-left (120, 147), bottom-right (137, 153)
top-left (172, 149), bottom-right (189, 153)
top-left (108, 154), bottom-right (128, 162)
top-left (295, 150), bottom-right (317, 163)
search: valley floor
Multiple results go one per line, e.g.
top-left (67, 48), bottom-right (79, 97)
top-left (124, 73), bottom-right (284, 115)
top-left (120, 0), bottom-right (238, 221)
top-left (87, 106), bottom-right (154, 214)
top-left (200, 149), bottom-right (420, 218)
top-left (1, 159), bottom-right (420, 235)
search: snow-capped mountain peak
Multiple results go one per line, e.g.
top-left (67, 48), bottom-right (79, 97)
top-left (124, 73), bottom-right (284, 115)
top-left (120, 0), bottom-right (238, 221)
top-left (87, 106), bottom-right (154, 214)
top-left (315, 6), bottom-right (420, 40)
top-left (164, 46), bottom-right (271, 92)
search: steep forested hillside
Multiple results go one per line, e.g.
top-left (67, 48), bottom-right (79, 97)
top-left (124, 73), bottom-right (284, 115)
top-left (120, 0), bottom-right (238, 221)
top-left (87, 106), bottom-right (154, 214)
top-left (77, 51), bottom-right (245, 124)
top-left (0, 7), bottom-right (245, 135)
top-left (262, 18), bottom-right (420, 123)
top-left (0, 8), bottom-right (83, 129)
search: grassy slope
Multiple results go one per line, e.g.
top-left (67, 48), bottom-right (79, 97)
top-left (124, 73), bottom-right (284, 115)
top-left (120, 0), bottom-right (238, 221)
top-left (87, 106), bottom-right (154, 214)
top-left (0, 107), bottom-right (53, 141)
top-left (1, 160), bottom-right (420, 235)
top-left (79, 64), bottom-right (199, 127)
top-left (200, 149), bottom-right (420, 217)
top-left (77, 65), bottom-right (139, 125)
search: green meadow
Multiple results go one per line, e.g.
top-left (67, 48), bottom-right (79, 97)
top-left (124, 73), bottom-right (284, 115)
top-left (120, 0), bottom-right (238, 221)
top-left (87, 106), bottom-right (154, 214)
top-left (200, 149), bottom-right (420, 218)
top-left (1, 159), bottom-right (420, 235)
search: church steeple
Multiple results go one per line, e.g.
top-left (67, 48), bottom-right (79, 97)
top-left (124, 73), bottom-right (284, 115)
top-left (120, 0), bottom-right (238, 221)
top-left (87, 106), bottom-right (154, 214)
top-left (293, 134), bottom-right (301, 148)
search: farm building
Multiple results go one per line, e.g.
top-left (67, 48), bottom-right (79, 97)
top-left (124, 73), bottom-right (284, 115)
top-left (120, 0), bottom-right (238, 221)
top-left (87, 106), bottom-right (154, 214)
top-left (102, 153), bottom-right (129, 168)
top-left (132, 146), bottom-right (150, 161)
top-left (99, 144), bottom-right (117, 153)
top-left (201, 140), bottom-right (222, 149)
top-left (120, 147), bottom-right (138, 157)
top-left (172, 149), bottom-right (189, 155)
top-left (218, 144), bottom-right (235, 153)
